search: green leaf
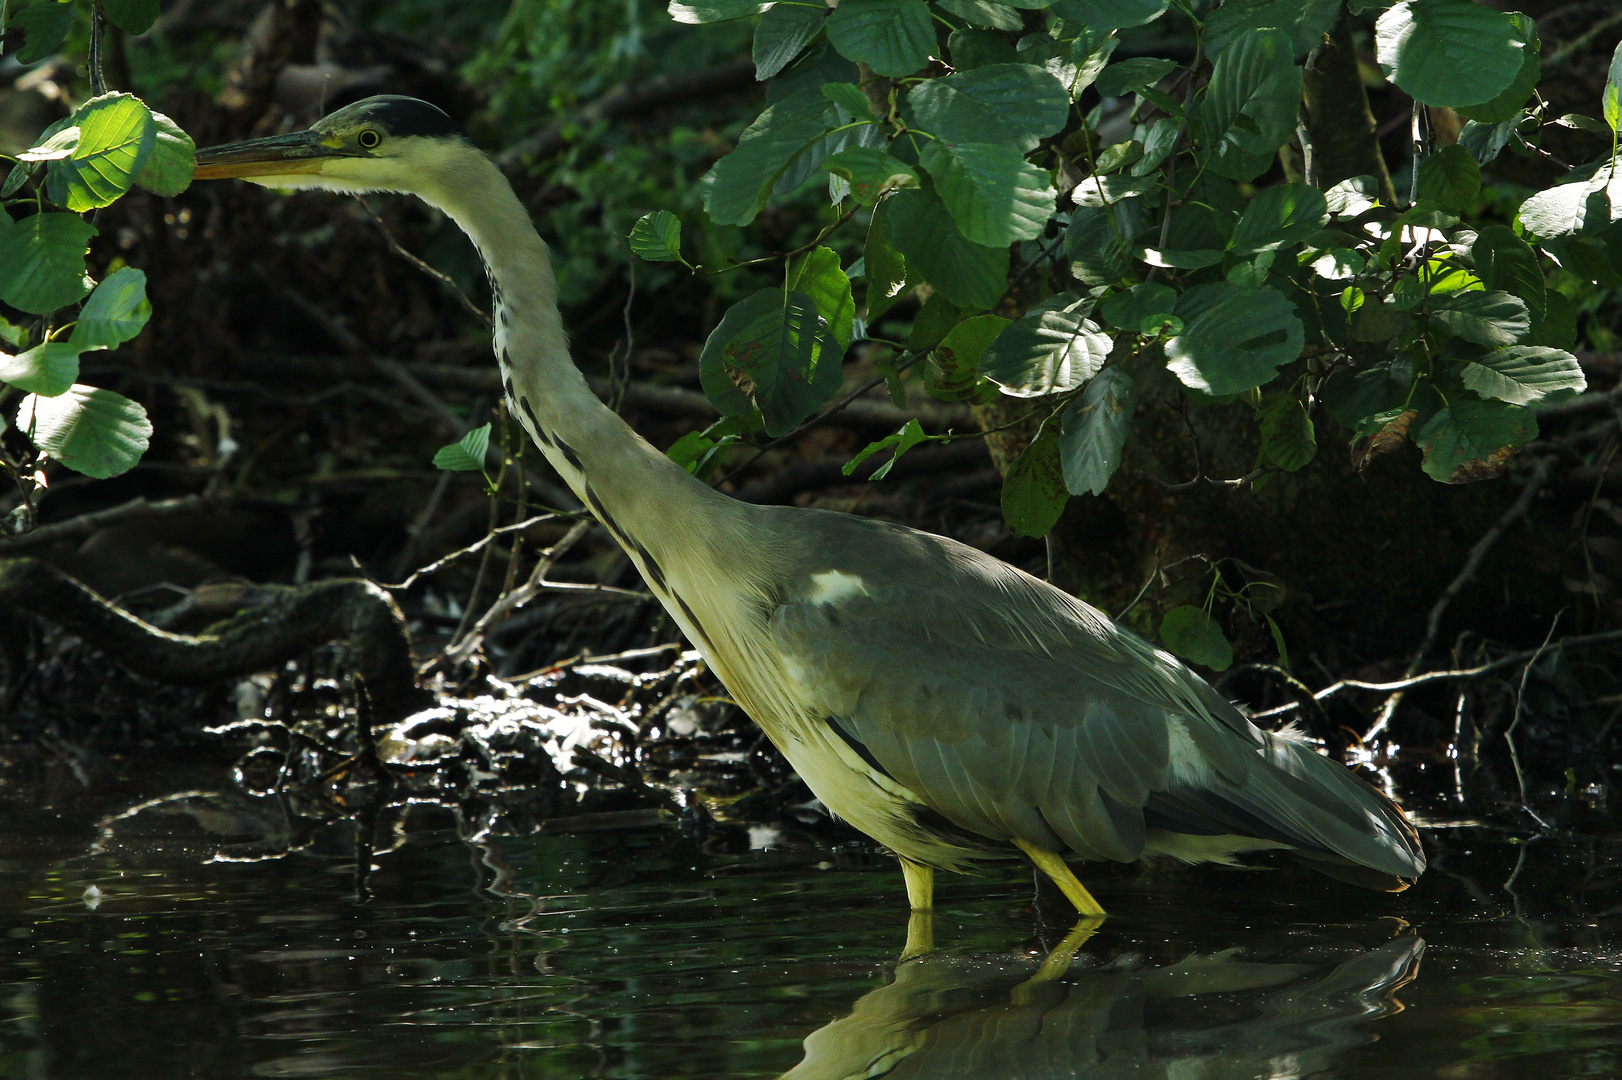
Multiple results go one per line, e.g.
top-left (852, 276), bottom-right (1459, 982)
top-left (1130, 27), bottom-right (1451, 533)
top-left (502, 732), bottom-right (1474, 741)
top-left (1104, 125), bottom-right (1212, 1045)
top-left (1257, 391), bottom-right (1317, 471)
top-left (669, 0), bottom-right (769, 23)
top-left (1415, 399), bottom-right (1537, 483)
top-left (0, 213), bottom-right (97, 315)
top-left (12, 1), bottom-right (75, 64)
top-left (699, 289), bottom-right (843, 435)
top-left (629, 211), bottom-right (685, 263)
top-left (949, 28), bottom-right (1020, 68)
top-left (432, 423), bottom-right (492, 473)
top-left (1471, 224), bottom-right (1544, 322)
top-left (1230, 183), bottom-right (1329, 254)
top-left (19, 125), bottom-right (79, 162)
top-left (1459, 115), bottom-right (1522, 164)
top-left (70, 267), bottom-right (151, 349)
top-left (844, 418), bottom-right (933, 478)
top-left (919, 141), bottom-right (1055, 247)
top-left (101, 0), bottom-right (160, 33)
top-left (1048, 0), bottom-right (1168, 29)
top-left (16, 384), bottom-right (152, 479)
top-left (0, 343), bottom-right (80, 397)
top-left (1066, 199), bottom-right (1145, 285)
top-left (1199, 29), bottom-right (1303, 180)
top-left (1160, 606), bottom-right (1232, 670)
top-left (1459, 346), bottom-right (1587, 406)
top-left (821, 81), bottom-right (876, 121)
top-left (1607, 39), bottom-right (1622, 133)
top-left (1001, 419), bottom-right (1068, 536)
top-left (1455, 12), bottom-right (1539, 124)
top-left (939, 0), bottom-right (1023, 29)
top-left (45, 93), bottom-right (157, 212)
top-left (1528, 288), bottom-right (1576, 349)
top-left (1322, 363), bottom-right (1410, 428)
top-left (1516, 170), bottom-right (1622, 239)
top-left (754, 3), bottom-right (826, 80)
top-left (1202, 0), bottom-right (1342, 59)
top-left (786, 245), bottom-right (856, 350)
top-left (1059, 365), bottom-right (1133, 495)
top-left (1132, 117), bottom-right (1179, 177)
top-left (1101, 282), bottom-right (1177, 333)
top-left (981, 291), bottom-right (1111, 397)
top-left (1324, 174), bottom-right (1381, 217)
top-left (1414, 144), bottom-right (1481, 212)
top-left (1431, 289), bottom-right (1529, 347)
top-left (702, 91), bottom-right (835, 226)
top-left (905, 64), bottom-right (1071, 153)
top-left (823, 147), bottom-right (918, 204)
top-left (825, 0), bottom-right (934, 76)
top-left (883, 184), bottom-right (1009, 309)
top-left (928, 314), bottom-right (1008, 399)
top-left (863, 213), bottom-right (908, 320)
top-left (135, 111), bottom-right (196, 197)
top-left (1164, 283), bottom-right (1304, 395)
top-left (1374, 0), bottom-right (1526, 108)
top-left (1094, 57), bottom-right (1176, 98)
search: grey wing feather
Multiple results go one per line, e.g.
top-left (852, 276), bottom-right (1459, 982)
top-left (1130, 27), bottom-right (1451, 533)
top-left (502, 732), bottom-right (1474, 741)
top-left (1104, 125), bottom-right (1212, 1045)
top-left (765, 516), bottom-right (1424, 880)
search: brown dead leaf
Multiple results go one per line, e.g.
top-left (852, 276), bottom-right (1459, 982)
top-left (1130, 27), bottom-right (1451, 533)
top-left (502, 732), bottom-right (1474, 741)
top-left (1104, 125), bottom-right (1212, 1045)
top-left (1350, 410), bottom-right (1417, 472)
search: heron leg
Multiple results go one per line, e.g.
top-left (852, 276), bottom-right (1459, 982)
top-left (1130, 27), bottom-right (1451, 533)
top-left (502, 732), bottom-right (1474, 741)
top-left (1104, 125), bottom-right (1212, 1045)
top-left (900, 857), bottom-right (934, 910)
top-left (1011, 838), bottom-right (1107, 917)
top-left (901, 910), bottom-right (934, 961)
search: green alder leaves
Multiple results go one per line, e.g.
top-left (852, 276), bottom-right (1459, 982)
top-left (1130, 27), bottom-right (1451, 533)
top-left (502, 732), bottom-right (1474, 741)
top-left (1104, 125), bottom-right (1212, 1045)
top-left (45, 94), bottom-right (157, 212)
top-left (754, 2), bottom-right (826, 80)
top-left (1230, 183), bottom-right (1328, 254)
top-left (1164, 284), bottom-right (1304, 396)
top-left (1059, 366), bottom-right (1134, 496)
top-left (825, 0), bottom-right (934, 76)
top-left (918, 141), bottom-right (1055, 247)
top-left (905, 65), bottom-right (1070, 153)
top-left (703, 90), bottom-right (837, 226)
top-left (0, 214), bottom-right (97, 315)
top-left (629, 210), bottom-right (688, 264)
top-left (699, 288), bottom-right (844, 436)
top-left (70, 267), bottom-right (152, 349)
top-left (1459, 346), bottom-right (1587, 406)
top-left (1416, 399), bottom-right (1538, 483)
top-left (1375, 0), bottom-right (1526, 108)
top-left (981, 292), bottom-right (1110, 397)
top-left (433, 424), bottom-right (494, 475)
top-left (823, 147), bottom-right (918, 205)
top-left (0, 344), bottom-right (80, 397)
top-left (1160, 606), bottom-right (1233, 670)
top-left (1001, 419), bottom-right (1068, 537)
top-left (16, 386), bottom-right (153, 480)
top-left (1430, 289), bottom-right (1531, 347)
top-left (1199, 29), bottom-right (1303, 179)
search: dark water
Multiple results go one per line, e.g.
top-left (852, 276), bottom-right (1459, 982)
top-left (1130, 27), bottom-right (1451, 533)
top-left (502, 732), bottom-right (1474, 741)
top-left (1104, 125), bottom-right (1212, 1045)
top-left (0, 776), bottom-right (1618, 1078)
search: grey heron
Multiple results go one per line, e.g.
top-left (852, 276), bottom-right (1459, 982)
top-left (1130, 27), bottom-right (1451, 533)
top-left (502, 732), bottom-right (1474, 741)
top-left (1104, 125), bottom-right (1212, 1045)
top-left (193, 96), bottom-right (1425, 930)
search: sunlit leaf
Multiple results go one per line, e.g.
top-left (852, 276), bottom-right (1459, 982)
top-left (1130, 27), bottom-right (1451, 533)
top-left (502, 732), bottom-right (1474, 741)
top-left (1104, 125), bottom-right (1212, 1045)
top-left (981, 292), bottom-right (1111, 397)
top-left (1455, 13), bottom-right (1539, 124)
top-left (1164, 283), bottom-right (1303, 395)
top-left (136, 111), bottom-right (197, 197)
top-left (1459, 346), bottom-right (1587, 406)
top-left (1431, 289), bottom-right (1529, 347)
top-left (669, 0), bottom-right (768, 23)
top-left (928, 314), bottom-right (1008, 400)
top-left (0, 343), bottom-right (80, 397)
top-left (699, 289), bottom-right (843, 435)
top-left (44, 93), bottom-right (157, 212)
top-left (432, 423), bottom-right (492, 473)
top-left (16, 384), bottom-right (152, 479)
top-left (1230, 182), bottom-right (1328, 253)
top-left (70, 267), bottom-right (151, 350)
top-left (0, 213), bottom-right (97, 315)
top-left (629, 211), bottom-right (686, 263)
top-left (786, 245), bottom-right (856, 350)
top-left (1375, 0), bottom-right (1525, 108)
top-left (823, 147), bottom-right (918, 204)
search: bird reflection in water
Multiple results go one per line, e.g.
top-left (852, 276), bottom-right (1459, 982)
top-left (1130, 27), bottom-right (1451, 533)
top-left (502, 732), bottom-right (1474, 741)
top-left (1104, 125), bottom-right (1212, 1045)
top-left (780, 929), bottom-right (1423, 1080)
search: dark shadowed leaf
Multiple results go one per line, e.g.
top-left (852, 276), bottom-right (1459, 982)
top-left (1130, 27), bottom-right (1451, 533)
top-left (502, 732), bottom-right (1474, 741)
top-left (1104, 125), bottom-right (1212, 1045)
top-left (1415, 144), bottom-right (1481, 212)
top-left (1001, 419), bottom-right (1068, 536)
top-left (884, 184), bottom-right (1009, 309)
top-left (16, 384), bottom-right (152, 479)
top-left (1199, 29), bottom-right (1303, 179)
top-left (1095, 57), bottom-right (1177, 97)
top-left (823, 147), bottom-right (918, 204)
top-left (905, 64), bottom-right (1071, 152)
top-left (863, 213), bottom-right (908, 320)
top-left (101, 0), bottom-right (160, 33)
top-left (1203, 0), bottom-right (1342, 58)
top-left (1048, 0), bottom-right (1168, 29)
top-left (981, 292), bottom-right (1111, 397)
top-left (1460, 346), bottom-right (1586, 406)
top-left (1161, 606), bottom-right (1232, 670)
top-left (1101, 281), bottom-right (1178, 332)
top-left (843, 418), bottom-right (933, 478)
top-left (825, 0), bottom-right (934, 75)
top-left (1164, 283), bottom-right (1303, 395)
top-left (13, 2), bottom-right (75, 64)
top-left (1471, 224), bottom-right (1544, 321)
top-left (702, 91), bottom-right (835, 225)
top-left (919, 141), bottom-right (1056, 247)
top-left (0, 213), bottom-right (96, 315)
top-left (755, 2), bottom-right (826, 80)
top-left (1375, 0), bottom-right (1525, 107)
top-left (699, 289), bottom-right (843, 435)
top-left (1415, 399), bottom-right (1537, 483)
top-left (1060, 365), bottom-right (1134, 495)
top-left (1257, 391), bottom-right (1317, 470)
top-left (1431, 289), bottom-right (1529, 346)
top-left (939, 0), bottom-right (1024, 29)
top-left (135, 111), bottom-right (195, 197)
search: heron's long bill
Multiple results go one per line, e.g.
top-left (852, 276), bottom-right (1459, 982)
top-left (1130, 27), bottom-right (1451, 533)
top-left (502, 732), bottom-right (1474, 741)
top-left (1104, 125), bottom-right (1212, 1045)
top-left (192, 131), bottom-right (344, 180)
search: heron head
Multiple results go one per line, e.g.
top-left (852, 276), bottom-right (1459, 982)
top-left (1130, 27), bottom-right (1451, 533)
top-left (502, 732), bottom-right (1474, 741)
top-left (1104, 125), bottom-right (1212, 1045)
top-left (193, 95), bottom-right (477, 196)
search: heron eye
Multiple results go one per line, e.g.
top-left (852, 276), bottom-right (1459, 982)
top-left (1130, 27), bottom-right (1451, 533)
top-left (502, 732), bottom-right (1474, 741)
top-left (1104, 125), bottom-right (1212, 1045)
top-left (357, 129), bottom-right (382, 149)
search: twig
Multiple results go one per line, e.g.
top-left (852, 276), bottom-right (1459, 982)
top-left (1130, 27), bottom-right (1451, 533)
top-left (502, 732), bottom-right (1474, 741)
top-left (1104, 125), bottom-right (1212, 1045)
top-left (506, 642), bottom-right (683, 684)
top-left (442, 519), bottom-right (593, 666)
top-left (1507, 614), bottom-right (1562, 828)
top-left (384, 513), bottom-right (567, 590)
top-left (0, 495), bottom-right (207, 551)
top-left (1365, 456), bottom-right (1554, 740)
top-left (610, 255), bottom-right (636, 413)
top-left (355, 198), bottom-right (491, 328)
top-left (1246, 628), bottom-right (1622, 720)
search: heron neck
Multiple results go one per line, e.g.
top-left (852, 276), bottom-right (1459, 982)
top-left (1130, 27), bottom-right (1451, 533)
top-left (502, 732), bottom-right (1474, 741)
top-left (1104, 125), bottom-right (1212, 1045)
top-left (421, 156), bottom-right (747, 575)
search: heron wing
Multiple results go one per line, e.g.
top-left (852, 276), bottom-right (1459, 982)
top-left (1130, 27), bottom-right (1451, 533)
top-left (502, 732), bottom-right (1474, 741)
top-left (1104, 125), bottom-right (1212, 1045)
top-left (764, 512), bottom-right (1424, 879)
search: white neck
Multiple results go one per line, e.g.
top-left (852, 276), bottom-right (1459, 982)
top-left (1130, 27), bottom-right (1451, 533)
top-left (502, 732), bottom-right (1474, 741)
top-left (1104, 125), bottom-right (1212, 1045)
top-left (411, 148), bottom-right (757, 635)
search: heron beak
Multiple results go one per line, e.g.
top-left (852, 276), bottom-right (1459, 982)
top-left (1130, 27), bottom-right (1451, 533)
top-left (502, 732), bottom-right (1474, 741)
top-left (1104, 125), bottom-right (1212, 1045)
top-left (193, 130), bottom-right (348, 181)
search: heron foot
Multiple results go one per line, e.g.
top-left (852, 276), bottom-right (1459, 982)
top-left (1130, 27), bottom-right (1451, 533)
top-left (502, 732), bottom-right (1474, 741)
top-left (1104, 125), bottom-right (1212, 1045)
top-left (1011, 837), bottom-right (1107, 916)
top-left (901, 910), bottom-right (934, 960)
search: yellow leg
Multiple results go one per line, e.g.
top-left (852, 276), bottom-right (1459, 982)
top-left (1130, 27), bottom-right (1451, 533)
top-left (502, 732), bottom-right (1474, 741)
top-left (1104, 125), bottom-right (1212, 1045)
top-left (1011, 837), bottom-right (1107, 917)
top-left (899, 858), bottom-right (935, 960)
top-left (900, 857), bottom-right (934, 911)
top-left (1011, 916), bottom-right (1105, 1003)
